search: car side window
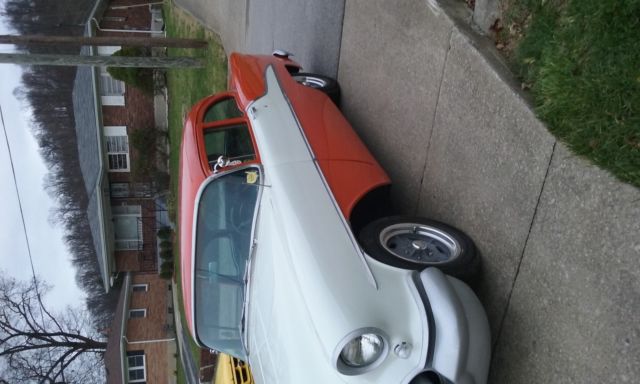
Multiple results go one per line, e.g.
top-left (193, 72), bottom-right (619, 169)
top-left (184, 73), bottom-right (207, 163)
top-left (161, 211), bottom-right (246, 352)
top-left (203, 97), bottom-right (243, 123)
top-left (204, 124), bottom-right (256, 169)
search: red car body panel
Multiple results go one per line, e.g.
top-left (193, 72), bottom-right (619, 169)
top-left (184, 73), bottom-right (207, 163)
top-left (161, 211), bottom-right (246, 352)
top-left (229, 53), bottom-right (391, 214)
top-left (228, 54), bottom-right (267, 106)
top-left (179, 53), bottom-right (390, 333)
top-left (178, 117), bottom-right (205, 332)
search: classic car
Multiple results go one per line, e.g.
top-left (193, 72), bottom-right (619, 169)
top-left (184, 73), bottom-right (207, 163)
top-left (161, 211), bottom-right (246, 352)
top-left (179, 51), bottom-right (491, 384)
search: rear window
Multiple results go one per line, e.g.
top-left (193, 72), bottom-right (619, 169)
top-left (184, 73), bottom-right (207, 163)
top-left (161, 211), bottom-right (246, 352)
top-left (203, 97), bottom-right (243, 123)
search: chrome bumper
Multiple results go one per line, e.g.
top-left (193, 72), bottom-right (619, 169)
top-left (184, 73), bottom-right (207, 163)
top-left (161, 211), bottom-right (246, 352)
top-left (412, 268), bottom-right (491, 384)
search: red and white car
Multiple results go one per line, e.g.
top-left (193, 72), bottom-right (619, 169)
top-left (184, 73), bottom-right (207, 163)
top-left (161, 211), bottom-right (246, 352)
top-left (179, 52), bottom-right (491, 384)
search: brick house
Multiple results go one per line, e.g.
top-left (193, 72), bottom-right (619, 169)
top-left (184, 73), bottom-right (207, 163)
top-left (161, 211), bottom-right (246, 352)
top-left (104, 273), bottom-right (176, 384)
top-left (72, 1), bottom-right (175, 383)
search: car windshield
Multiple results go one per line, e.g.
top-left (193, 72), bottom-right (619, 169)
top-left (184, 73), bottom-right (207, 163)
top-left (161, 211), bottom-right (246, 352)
top-left (194, 166), bottom-right (261, 359)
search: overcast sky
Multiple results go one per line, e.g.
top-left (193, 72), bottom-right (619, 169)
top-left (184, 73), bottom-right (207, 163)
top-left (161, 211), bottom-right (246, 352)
top-left (0, 26), bottom-right (85, 311)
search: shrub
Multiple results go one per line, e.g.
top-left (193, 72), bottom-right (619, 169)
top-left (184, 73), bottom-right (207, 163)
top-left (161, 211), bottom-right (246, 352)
top-left (160, 248), bottom-right (173, 260)
top-left (159, 269), bottom-right (173, 280)
top-left (160, 260), bottom-right (174, 279)
top-left (107, 47), bottom-right (154, 94)
top-left (157, 226), bottom-right (172, 240)
top-left (155, 171), bottom-right (171, 193)
top-left (160, 239), bottom-right (172, 251)
top-left (129, 127), bottom-right (158, 182)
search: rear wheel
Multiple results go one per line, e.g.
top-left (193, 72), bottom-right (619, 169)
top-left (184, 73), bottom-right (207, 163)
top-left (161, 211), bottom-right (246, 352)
top-left (358, 216), bottom-right (479, 281)
top-left (292, 72), bottom-right (341, 106)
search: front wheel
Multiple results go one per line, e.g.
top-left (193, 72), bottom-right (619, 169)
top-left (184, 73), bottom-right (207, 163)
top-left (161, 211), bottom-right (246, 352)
top-left (291, 72), bottom-right (341, 106)
top-left (358, 216), bottom-right (480, 281)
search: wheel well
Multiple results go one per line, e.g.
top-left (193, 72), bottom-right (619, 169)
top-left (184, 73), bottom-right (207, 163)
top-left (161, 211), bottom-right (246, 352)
top-left (285, 64), bottom-right (300, 74)
top-left (349, 184), bottom-right (393, 237)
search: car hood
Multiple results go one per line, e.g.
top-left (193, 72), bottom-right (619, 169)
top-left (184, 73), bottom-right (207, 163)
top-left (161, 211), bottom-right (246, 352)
top-left (246, 160), bottom-right (378, 383)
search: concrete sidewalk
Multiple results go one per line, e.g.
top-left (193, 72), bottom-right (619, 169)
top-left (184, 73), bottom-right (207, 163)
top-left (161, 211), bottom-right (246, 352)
top-left (339, 1), bottom-right (639, 382)
top-left (172, 0), bottom-right (640, 381)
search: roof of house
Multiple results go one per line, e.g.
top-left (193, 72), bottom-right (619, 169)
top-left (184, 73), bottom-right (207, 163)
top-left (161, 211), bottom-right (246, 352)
top-left (73, 58), bottom-right (111, 280)
top-left (73, 54), bottom-right (114, 292)
top-left (73, 62), bottom-right (100, 195)
top-left (104, 273), bottom-right (130, 384)
top-left (72, 0), bottom-right (113, 292)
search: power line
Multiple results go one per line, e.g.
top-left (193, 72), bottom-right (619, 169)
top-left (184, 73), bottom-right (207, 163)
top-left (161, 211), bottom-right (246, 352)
top-left (0, 104), bottom-right (40, 287)
top-left (0, 104), bottom-right (58, 381)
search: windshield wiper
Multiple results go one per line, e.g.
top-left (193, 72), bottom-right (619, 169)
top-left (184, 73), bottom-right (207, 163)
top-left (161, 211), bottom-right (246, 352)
top-left (239, 238), bottom-right (257, 354)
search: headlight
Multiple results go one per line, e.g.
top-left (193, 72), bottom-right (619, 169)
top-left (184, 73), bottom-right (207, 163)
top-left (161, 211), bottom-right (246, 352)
top-left (334, 328), bottom-right (389, 375)
top-left (340, 334), bottom-right (385, 367)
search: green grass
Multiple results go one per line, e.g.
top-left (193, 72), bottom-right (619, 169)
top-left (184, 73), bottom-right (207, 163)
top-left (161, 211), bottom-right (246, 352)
top-left (500, 0), bottom-right (640, 187)
top-left (163, 0), bottom-right (228, 219)
top-left (176, 357), bottom-right (187, 384)
top-left (163, 0), bottom-right (228, 373)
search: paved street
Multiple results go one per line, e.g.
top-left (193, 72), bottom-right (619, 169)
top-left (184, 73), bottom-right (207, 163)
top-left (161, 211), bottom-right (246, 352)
top-left (173, 0), bottom-right (640, 382)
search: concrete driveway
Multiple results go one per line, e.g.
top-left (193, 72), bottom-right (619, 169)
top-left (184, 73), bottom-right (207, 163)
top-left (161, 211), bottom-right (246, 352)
top-left (173, 0), bottom-right (640, 382)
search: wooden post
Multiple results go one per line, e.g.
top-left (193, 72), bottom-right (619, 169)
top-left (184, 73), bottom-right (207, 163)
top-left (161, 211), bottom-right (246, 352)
top-left (0, 35), bottom-right (208, 49)
top-left (0, 53), bottom-right (203, 68)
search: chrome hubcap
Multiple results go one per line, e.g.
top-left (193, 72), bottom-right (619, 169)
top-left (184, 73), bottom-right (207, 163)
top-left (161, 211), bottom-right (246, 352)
top-left (379, 224), bottom-right (460, 264)
top-left (411, 239), bottom-right (429, 250)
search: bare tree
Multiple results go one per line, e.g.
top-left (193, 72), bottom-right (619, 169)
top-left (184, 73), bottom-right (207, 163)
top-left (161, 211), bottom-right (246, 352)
top-left (0, 273), bottom-right (106, 384)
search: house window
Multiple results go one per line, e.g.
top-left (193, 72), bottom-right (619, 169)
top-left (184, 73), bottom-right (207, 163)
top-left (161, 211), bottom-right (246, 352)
top-left (103, 16), bottom-right (127, 22)
top-left (100, 71), bottom-right (125, 95)
top-left (110, 182), bottom-right (129, 198)
top-left (112, 205), bottom-right (142, 250)
top-left (100, 67), bottom-right (125, 106)
top-left (129, 309), bottom-right (147, 319)
top-left (104, 126), bottom-right (130, 172)
top-left (97, 45), bottom-right (121, 56)
top-left (132, 284), bottom-right (148, 292)
top-left (126, 351), bottom-right (146, 383)
top-left (110, 183), bottom-right (153, 198)
top-left (131, 183), bottom-right (152, 197)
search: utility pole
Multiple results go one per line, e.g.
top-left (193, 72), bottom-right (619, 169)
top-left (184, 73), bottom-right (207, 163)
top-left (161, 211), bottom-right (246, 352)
top-left (0, 34), bottom-right (208, 49)
top-left (0, 53), bottom-right (203, 68)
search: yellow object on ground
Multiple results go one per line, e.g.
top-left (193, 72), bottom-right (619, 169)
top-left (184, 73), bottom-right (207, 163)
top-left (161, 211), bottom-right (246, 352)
top-left (214, 353), bottom-right (254, 384)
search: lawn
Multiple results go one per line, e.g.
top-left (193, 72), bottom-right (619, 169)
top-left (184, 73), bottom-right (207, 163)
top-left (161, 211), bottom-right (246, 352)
top-left (163, 0), bottom-right (228, 380)
top-left (176, 358), bottom-right (187, 384)
top-left (498, 0), bottom-right (640, 187)
top-left (163, 0), bottom-right (228, 218)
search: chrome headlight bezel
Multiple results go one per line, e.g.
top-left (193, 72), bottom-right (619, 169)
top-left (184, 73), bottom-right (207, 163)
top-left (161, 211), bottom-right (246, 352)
top-left (333, 327), bottom-right (390, 376)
